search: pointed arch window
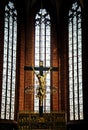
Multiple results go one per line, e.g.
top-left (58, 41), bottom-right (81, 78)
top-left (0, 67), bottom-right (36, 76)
top-left (34, 9), bottom-right (51, 112)
top-left (68, 2), bottom-right (83, 120)
top-left (0, 1), bottom-right (17, 120)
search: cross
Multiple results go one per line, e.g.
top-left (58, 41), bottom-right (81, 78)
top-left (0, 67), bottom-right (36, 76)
top-left (24, 60), bottom-right (58, 116)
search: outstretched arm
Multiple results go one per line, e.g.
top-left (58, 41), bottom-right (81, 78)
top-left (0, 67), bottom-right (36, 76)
top-left (44, 67), bottom-right (52, 77)
top-left (32, 67), bottom-right (38, 75)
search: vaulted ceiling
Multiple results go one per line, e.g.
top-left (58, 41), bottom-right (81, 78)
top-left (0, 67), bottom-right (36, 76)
top-left (15, 0), bottom-right (63, 27)
top-left (16, 0), bottom-right (84, 25)
top-left (22, 0), bottom-right (84, 13)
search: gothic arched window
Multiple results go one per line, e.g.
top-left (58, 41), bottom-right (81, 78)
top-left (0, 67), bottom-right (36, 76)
top-left (1, 1), bottom-right (17, 120)
top-left (68, 2), bottom-right (83, 120)
top-left (34, 9), bottom-right (51, 112)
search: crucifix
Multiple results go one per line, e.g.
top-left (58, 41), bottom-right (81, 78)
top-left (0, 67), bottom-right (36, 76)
top-left (24, 60), bottom-right (58, 116)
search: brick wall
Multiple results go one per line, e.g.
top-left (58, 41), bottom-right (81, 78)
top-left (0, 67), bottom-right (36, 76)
top-left (17, 8), bottom-right (60, 112)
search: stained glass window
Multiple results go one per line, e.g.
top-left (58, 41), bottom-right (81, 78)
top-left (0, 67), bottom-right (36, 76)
top-left (1, 1), bottom-right (17, 120)
top-left (68, 2), bottom-right (83, 120)
top-left (34, 9), bottom-right (51, 112)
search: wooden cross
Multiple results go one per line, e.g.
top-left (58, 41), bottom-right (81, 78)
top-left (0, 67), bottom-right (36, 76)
top-left (24, 61), bottom-right (58, 116)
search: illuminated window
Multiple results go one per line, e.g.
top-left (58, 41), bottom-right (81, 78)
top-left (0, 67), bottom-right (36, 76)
top-left (1, 1), bottom-right (17, 120)
top-left (34, 9), bottom-right (51, 112)
top-left (68, 2), bottom-right (83, 120)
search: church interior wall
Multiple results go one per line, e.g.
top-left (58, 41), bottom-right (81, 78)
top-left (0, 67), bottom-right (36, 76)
top-left (0, 0), bottom-right (88, 129)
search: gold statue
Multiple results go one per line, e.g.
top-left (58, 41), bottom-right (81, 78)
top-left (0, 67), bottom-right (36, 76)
top-left (32, 66), bottom-right (52, 106)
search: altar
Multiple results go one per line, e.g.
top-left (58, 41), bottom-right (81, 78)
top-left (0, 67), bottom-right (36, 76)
top-left (18, 111), bottom-right (66, 130)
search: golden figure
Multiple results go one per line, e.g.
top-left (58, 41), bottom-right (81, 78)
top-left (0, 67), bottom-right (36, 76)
top-left (32, 66), bottom-right (52, 106)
